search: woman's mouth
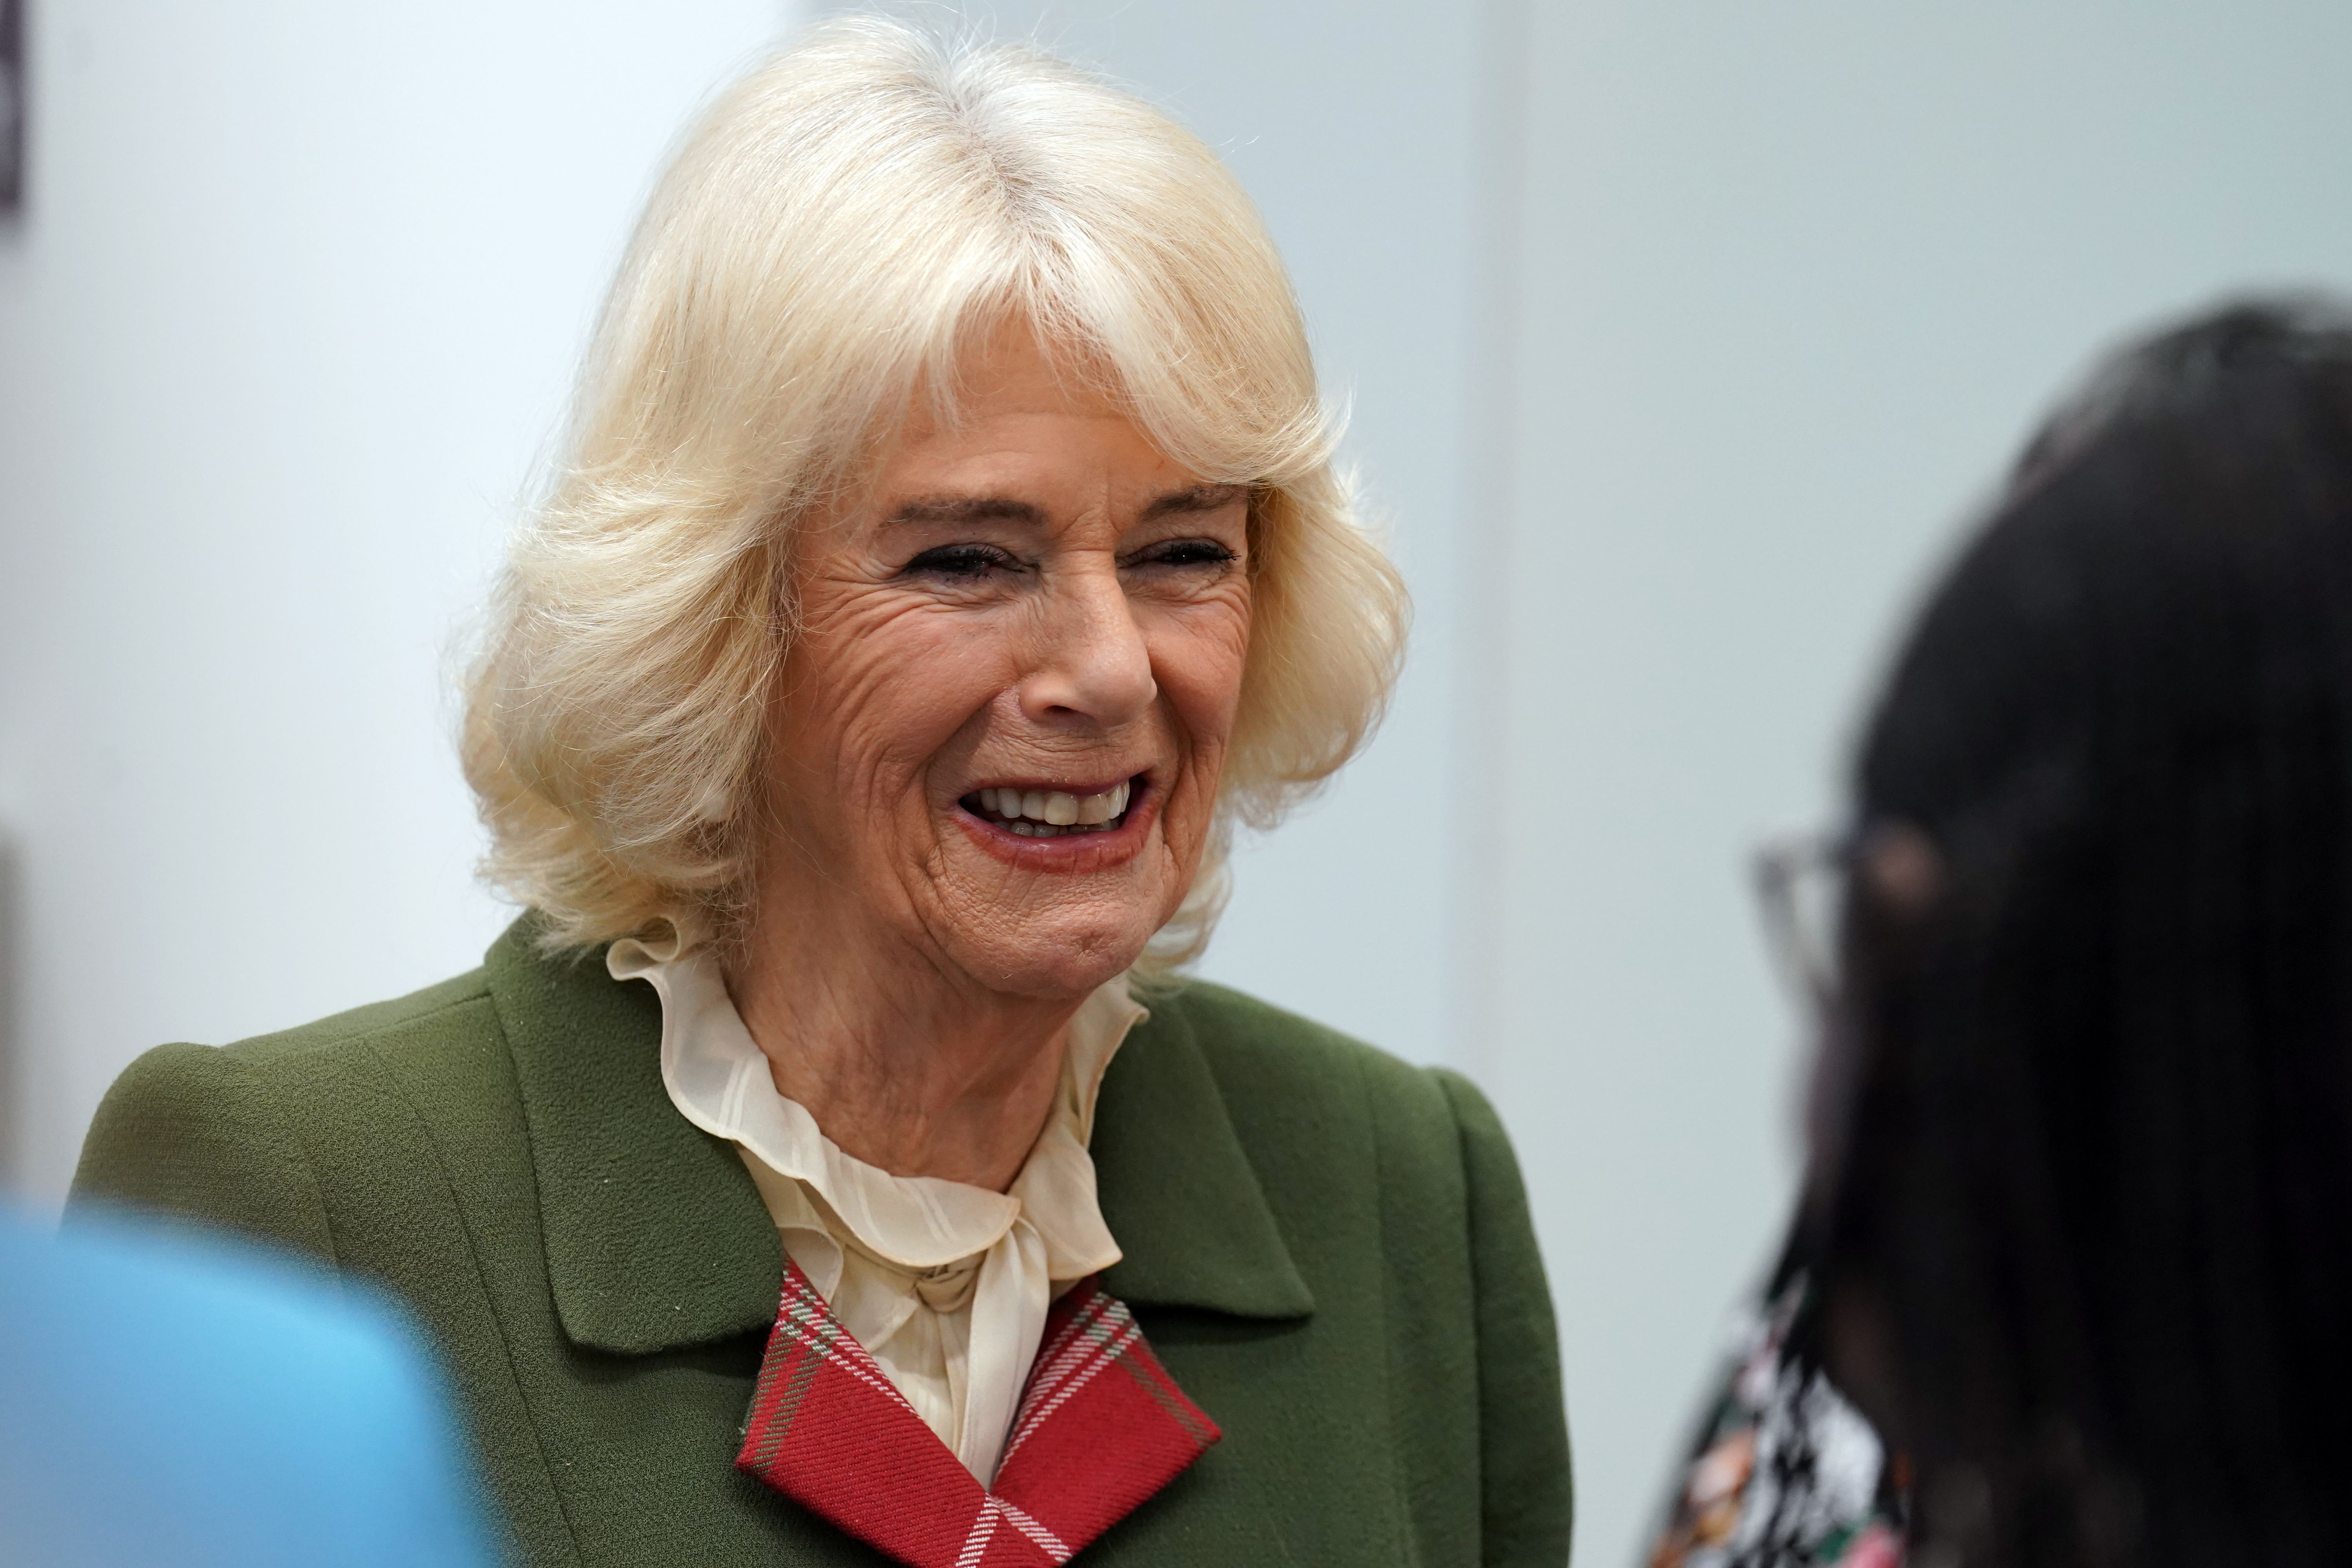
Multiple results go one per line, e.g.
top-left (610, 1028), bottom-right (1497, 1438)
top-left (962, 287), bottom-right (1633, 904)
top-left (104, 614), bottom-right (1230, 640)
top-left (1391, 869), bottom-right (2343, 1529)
top-left (960, 780), bottom-right (1134, 838)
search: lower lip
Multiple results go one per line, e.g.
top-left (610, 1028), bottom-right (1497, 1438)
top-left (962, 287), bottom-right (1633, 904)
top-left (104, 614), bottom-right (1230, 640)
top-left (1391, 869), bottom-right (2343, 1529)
top-left (953, 781), bottom-right (1156, 872)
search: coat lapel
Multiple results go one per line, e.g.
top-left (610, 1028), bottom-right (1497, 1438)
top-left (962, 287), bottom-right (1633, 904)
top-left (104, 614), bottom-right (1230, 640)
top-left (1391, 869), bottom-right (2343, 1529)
top-left (1092, 989), bottom-right (1317, 1321)
top-left (736, 1262), bottom-right (1219, 1568)
top-left (485, 918), bottom-right (781, 1354)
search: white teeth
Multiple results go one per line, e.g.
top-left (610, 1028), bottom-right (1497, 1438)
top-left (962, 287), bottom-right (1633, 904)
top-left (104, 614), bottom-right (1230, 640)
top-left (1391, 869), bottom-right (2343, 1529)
top-left (974, 779), bottom-right (1134, 831)
top-left (1076, 779), bottom-right (1130, 824)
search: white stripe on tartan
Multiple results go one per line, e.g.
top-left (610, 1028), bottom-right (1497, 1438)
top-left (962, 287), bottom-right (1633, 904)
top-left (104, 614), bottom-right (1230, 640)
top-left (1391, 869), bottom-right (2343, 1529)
top-left (995, 1498), bottom-right (1072, 1563)
top-left (1015, 1328), bottom-right (1102, 1421)
top-left (1001, 1319), bottom-right (1141, 1462)
top-left (1014, 1295), bottom-right (1122, 1416)
top-left (779, 1286), bottom-right (919, 1414)
top-left (1003, 1327), bottom-right (1113, 1459)
top-left (1003, 1321), bottom-right (1129, 1462)
top-left (1029, 1289), bottom-right (1108, 1372)
top-left (955, 1498), bottom-right (1003, 1568)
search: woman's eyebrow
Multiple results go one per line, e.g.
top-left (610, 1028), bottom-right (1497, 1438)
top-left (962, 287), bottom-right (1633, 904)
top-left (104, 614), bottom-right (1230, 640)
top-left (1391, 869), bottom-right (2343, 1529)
top-left (885, 486), bottom-right (1244, 527)
top-left (1141, 483), bottom-right (1249, 520)
top-left (883, 496), bottom-right (1045, 528)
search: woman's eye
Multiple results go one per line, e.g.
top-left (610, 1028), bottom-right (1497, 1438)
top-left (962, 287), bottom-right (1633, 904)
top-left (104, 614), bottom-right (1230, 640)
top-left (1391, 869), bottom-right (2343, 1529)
top-left (902, 543), bottom-right (1017, 579)
top-left (1131, 539), bottom-right (1238, 570)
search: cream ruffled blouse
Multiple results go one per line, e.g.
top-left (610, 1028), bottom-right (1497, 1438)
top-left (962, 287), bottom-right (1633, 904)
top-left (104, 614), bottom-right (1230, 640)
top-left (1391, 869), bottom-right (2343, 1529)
top-left (606, 936), bottom-right (1145, 1485)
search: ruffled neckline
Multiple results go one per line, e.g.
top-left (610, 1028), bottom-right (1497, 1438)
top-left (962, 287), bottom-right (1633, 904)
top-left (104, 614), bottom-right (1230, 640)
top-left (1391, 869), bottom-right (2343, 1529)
top-left (606, 934), bottom-right (1139, 1282)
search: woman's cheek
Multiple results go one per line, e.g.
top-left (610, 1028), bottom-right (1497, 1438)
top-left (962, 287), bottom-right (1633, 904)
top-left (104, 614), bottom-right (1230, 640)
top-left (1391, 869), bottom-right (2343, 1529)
top-left (1179, 600), bottom-right (1252, 742)
top-left (860, 599), bottom-right (1000, 715)
top-left (1156, 615), bottom-right (1248, 840)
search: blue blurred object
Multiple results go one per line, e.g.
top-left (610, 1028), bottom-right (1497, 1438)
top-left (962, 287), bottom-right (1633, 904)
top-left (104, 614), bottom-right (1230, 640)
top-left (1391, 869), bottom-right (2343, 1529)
top-left (0, 1202), bottom-right (495, 1567)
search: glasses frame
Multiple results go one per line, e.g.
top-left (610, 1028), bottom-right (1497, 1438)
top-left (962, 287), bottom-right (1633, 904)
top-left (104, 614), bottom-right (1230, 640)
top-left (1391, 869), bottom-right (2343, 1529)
top-left (1752, 831), bottom-right (1854, 1019)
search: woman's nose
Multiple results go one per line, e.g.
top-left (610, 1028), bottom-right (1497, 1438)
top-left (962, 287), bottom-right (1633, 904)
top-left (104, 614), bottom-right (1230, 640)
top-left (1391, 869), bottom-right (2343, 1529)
top-left (1016, 568), bottom-right (1157, 728)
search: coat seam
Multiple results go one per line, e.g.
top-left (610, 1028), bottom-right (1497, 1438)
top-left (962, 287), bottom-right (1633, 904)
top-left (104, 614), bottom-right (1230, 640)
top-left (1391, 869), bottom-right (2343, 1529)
top-left (347, 1025), bottom-right (591, 1567)
top-left (1365, 1052), bottom-right (1436, 1568)
top-left (254, 985), bottom-right (497, 1061)
top-left (1432, 1068), bottom-right (1528, 1568)
top-left (219, 1049), bottom-right (344, 1271)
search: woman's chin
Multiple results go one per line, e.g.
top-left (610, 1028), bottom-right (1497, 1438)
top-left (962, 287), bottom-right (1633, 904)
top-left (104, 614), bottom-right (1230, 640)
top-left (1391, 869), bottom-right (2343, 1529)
top-left (938, 915), bottom-right (1160, 1000)
top-left (924, 819), bottom-right (1187, 997)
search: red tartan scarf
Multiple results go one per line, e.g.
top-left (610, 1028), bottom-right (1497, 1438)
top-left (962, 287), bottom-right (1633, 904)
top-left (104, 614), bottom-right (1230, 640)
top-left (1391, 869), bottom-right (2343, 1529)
top-left (737, 1261), bottom-right (1220, 1566)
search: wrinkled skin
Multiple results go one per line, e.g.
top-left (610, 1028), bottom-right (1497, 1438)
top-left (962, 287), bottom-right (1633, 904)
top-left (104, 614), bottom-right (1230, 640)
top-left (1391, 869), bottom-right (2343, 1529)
top-left (729, 328), bottom-right (1252, 1188)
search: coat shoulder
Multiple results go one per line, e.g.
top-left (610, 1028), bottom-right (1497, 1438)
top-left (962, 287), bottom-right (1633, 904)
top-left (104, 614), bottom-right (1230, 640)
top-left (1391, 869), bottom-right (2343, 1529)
top-left (212, 965), bottom-right (499, 1071)
top-left (1122, 979), bottom-right (1568, 1566)
top-left (72, 965), bottom-right (513, 1254)
top-left (83, 964), bottom-right (501, 1134)
top-left (1147, 977), bottom-right (1468, 1142)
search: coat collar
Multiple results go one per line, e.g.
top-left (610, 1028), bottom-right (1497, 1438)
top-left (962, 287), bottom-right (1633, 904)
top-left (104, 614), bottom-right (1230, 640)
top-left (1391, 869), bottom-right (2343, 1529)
top-left (485, 918), bottom-right (1313, 1357)
top-left (487, 917), bottom-right (780, 1354)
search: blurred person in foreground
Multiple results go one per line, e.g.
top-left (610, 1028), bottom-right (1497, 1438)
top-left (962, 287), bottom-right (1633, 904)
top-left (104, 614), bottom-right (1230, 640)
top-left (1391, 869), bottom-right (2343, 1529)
top-left (67, 19), bottom-right (1568, 1568)
top-left (1650, 298), bottom-right (2352, 1568)
top-left (1, 1202), bottom-right (490, 1567)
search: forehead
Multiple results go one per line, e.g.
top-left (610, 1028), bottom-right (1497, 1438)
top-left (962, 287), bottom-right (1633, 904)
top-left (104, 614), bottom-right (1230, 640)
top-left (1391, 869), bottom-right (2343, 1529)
top-left (864, 328), bottom-right (1195, 502)
top-left (884, 323), bottom-right (1152, 465)
top-left (938, 325), bottom-right (1121, 425)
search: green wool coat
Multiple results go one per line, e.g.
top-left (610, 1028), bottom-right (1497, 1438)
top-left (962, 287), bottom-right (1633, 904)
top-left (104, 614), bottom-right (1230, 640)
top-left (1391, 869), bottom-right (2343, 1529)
top-left (71, 919), bottom-right (1572, 1567)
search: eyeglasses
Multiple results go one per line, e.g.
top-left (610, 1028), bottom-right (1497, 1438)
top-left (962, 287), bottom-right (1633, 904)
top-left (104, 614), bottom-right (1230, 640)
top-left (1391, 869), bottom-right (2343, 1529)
top-left (1752, 831), bottom-right (1851, 1018)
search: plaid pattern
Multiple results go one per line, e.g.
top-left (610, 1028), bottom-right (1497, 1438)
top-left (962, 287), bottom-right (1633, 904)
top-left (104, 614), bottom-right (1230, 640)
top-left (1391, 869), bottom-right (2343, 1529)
top-left (737, 1262), bottom-right (1220, 1567)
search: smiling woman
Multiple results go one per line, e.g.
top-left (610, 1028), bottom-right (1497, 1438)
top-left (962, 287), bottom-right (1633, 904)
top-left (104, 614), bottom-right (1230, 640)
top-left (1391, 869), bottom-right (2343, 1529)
top-left (69, 18), bottom-right (1570, 1568)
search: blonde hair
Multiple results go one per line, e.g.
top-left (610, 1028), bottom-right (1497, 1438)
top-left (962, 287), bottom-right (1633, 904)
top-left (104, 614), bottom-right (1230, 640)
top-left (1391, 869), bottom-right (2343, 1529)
top-left (463, 17), bottom-right (1407, 969)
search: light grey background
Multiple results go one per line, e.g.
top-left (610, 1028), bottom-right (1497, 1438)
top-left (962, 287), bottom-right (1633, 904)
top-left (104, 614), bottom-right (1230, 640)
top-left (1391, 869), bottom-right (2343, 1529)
top-left (8, 5), bottom-right (2352, 1566)
top-left (0, 0), bottom-right (786, 1185)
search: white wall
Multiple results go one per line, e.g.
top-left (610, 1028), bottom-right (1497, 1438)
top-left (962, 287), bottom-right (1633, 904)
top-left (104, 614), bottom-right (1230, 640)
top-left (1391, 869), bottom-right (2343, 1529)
top-left (0, 0), bottom-right (793, 1194)
top-left (10, 7), bottom-right (2352, 1568)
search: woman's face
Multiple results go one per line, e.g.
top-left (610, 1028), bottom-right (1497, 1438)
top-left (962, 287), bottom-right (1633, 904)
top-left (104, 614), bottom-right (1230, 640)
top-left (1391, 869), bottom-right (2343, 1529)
top-left (756, 329), bottom-right (1252, 999)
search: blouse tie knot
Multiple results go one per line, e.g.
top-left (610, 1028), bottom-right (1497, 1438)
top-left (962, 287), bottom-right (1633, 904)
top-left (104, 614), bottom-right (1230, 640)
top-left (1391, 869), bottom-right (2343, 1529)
top-left (914, 1257), bottom-right (982, 1314)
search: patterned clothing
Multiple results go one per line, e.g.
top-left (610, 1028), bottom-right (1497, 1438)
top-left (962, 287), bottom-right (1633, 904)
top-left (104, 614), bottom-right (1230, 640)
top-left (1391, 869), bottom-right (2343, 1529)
top-left (736, 1263), bottom-right (1216, 1567)
top-left (1648, 1250), bottom-right (1909, 1568)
